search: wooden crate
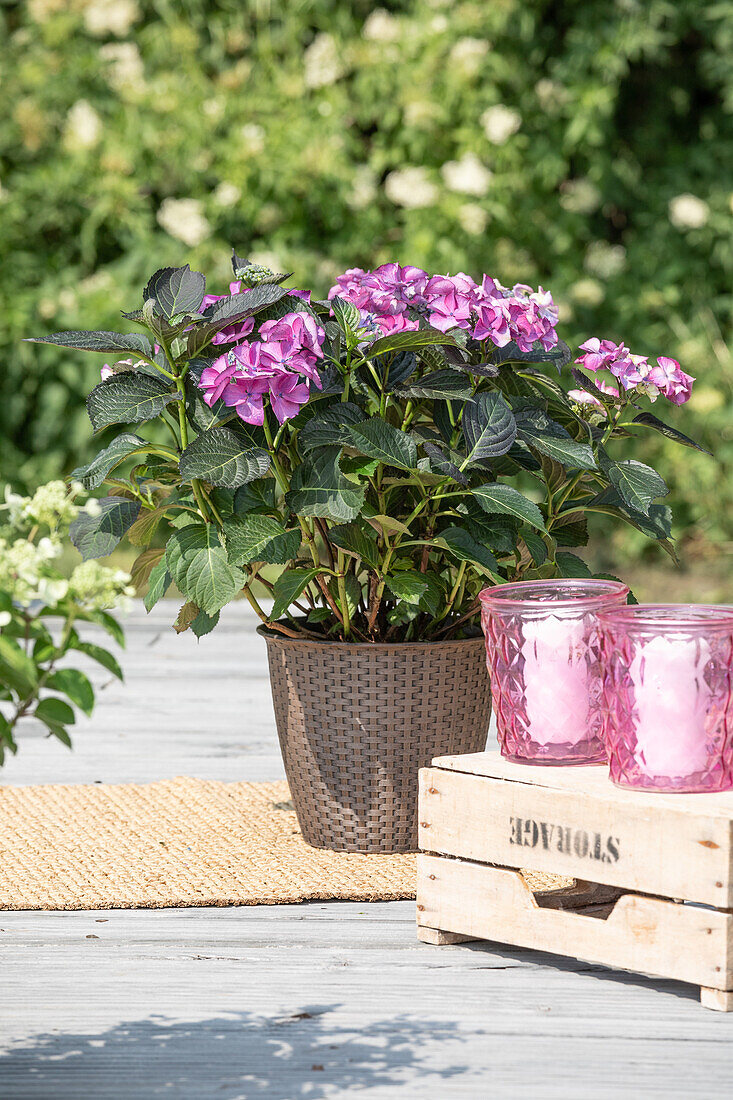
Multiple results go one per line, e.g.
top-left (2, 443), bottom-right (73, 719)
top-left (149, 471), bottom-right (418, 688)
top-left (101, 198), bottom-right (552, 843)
top-left (416, 752), bottom-right (733, 1011)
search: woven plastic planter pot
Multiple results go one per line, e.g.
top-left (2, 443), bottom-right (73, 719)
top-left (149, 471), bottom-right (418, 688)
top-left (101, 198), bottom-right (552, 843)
top-left (258, 628), bottom-right (491, 853)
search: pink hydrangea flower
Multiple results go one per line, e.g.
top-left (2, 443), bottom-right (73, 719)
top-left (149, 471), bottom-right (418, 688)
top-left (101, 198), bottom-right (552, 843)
top-left (423, 273), bottom-right (478, 332)
top-left (568, 377), bottom-right (620, 413)
top-left (197, 312), bottom-right (326, 425)
top-left (211, 316), bottom-right (255, 346)
top-left (647, 357), bottom-right (695, 405)
top-left (575, 339), bottom-right (694, 404)
top-left (268, 373), bottom-right (311, 422)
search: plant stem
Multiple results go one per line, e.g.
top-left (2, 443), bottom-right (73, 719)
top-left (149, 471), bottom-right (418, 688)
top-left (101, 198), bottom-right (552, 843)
top-left (336, 550), bottom-right (351, 638)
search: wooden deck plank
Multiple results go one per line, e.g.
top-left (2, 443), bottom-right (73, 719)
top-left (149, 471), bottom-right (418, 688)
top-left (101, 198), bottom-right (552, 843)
top-left (2, 602), bottom-right (733, 1098)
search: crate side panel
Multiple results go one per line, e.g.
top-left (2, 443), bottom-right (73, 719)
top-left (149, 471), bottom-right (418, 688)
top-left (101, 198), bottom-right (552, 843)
top-left (417, 854), bottom-right (733, 990)
top-left (418, 768), bottom-right (733, 908)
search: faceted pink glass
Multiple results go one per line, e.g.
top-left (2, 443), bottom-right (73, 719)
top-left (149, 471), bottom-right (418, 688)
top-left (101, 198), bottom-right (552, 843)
top-left (599, 605), bottom-right (733, 792)
top-left (479, 579), bottom-right (629, 765)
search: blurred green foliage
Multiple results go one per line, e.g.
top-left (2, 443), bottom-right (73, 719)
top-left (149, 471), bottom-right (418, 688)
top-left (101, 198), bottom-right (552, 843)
top-left (1, 0), bottom-right (731, 566)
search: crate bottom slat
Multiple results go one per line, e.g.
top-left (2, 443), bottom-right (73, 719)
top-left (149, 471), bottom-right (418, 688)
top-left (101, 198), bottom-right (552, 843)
top-left (417, 854), bottom-right (733, 1009)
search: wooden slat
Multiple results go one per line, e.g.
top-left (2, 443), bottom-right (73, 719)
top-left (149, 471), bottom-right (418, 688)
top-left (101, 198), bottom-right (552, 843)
top-left (417, 854), bottom-right (733, 991)
top-left (419, 767), bottom-right (733, 908)
top-left (432, 752), bottom-right (733, 818)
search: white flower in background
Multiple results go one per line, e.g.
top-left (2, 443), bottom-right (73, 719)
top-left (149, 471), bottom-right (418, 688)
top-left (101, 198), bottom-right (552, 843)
top-left (83, 498), bottom-right (102, 518)
top-left (559, 178), bottom-right (601, 215)
top-left (304, 34), bottom-right (344, 89)
top-left (37, 577), bottom-right (69, 605)
top-left (458, 203), bottom-right (488, 236)
top-left (384, 166), bottom-right (439, 209)
top-left (668, 193), bottom-right (709, 229)
top-left (535, 79), bottom-right (569, 110)
top-left (570, 278), bottom-right (605, 307)
top-left (441, 153), bottom-right (492, 196)
top-left (28, 0), bottom-right (66, 21)
top-left (585, 241), bottom-right (627, 279)
top-left (449, 38), bottom-right (489, 76)
top-left (481, 104), bottom-right (521, 144)
top-left (347, 166), bottom-right (377, 210)
top-left (63, 101), bottom-right (102, 152)
top-left (430, 15), bottom-right (448, 32)
top-left (403, 100), bottom-right (438, 127)
top-left (69, 560), bottom-right (134, 612)
top-left (214, 182), bottom-right (241, 207)
top-left (4, 486), bottom-right (30, 526)
top-left (363, 9), bottom-right (400, 41)
top-left (203, 98), bottom-right (224, 121)
top-left (157, 198), bottom-right (211, 248)
top-left (241, 123), bottom-right (265, 154)
top-left (83, 0), bottom-right (140, 37)
top-left (100, 43), bottom-right (144, 93)
top-left (26, 481), bottom-right (79, 528)
top-left (0, 611), bottom-right (11, 629)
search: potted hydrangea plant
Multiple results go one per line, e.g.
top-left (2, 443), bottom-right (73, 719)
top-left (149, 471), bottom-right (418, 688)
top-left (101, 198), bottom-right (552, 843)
top-left (28, 255), bottom-right (701, 850)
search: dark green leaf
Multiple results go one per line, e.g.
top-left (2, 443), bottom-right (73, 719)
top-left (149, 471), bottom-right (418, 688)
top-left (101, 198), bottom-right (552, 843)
top-left (233, 479), bottom-right (277, 515)
top-left (143, 265), bottom-right (205, 318)
top-left (45, 670), bottom-right (95, 716)
top-left (271, 568), bottom-right (319, 620)
top-left (462, 392), bottom-right (517, 462)
top-left (0, 636), bottom-right (38, 697)
top-left (286, 447), bottom-right (365, 523)
top-left (179, 426), bottom-right (270, 489)
top-left (348, 419), bottom-right (418, 471)
top-left (192, 608), bottom-right (219, 637)
top-left (422, 442), bottom-right (469, 486)
top-left (26, 330), bottom-right (153, 356)
top-left (519, 427), bottom-right (596, 470)
top-left (365, 328), bottom-right (457, 357)
top-left (298, 403), bottom-right (364, 452)
top-left (398, 369), bottom-right (472, 400)
top-left (223, 514), bottom-right (301, 565)
top-left (386, 570), bottom-right (430, 605)
top-left (166, 523), bottom-right (245, 615)
top-left (555, 551), bottom-right (593, 578)
top-left (521, 529), bottom-right (548, 565)
top-left (69, 497), bottom-right (140, 560)
top-left (385, 351), bottom-right (418, 389)
top-left (489, 339), bottom-right (572, 370)
top-left (472, 483), bottom-right (547, 532)
top-left (144, 557), bottom-right (172, 611)
top-left (632, 412), bottom-right (711, 454)
top-left (607, 459), bottom-right (668, 516)
top-left (35, 697), bottom-right (76, 726)
top-left (72, 641), bottom-right (123, 680)
top-left (329, 522), bottom-right (379, 569)
top-left (329, 295), bottom-right (361, 332)
top-left (438, 526), bottom-right (500, 575)
top-left (71, 434), bottom-right (147, 490)
top-left (87, 373), bottom-right (179, 430)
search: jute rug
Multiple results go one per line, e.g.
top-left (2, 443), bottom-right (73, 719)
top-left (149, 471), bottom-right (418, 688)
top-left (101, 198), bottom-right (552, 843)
top-left (0, 777), bottom-right (570, 911)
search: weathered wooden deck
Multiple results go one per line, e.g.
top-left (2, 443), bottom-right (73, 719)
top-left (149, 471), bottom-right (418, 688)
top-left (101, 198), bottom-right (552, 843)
top-left (2, 602), bottom-right (732, 1098)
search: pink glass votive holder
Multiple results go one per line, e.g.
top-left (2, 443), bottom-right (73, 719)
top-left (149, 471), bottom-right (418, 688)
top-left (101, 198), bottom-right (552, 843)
top-left (598, 605), bottom-right (733, 793)
top-left (479, 579), bottom-right (629, 765)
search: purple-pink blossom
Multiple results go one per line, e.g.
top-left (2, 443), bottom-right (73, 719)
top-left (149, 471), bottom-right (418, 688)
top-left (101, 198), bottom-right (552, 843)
top-left (568, 377), bottom-right (620, 414)
top-left (575, 340), bottom-right (694, 404)
top-left (197, 311), bottom-right (325, 425)
top-left (647, 357), bottom-right (695, 405)
top-left (328, 265), bottom-right (560, 353)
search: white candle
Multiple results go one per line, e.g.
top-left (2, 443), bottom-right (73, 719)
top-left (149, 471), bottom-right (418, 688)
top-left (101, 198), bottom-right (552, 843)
top-left (630, 636), bottom-right (712, 776)
top-left (521, 616), bottom-right (590, 746)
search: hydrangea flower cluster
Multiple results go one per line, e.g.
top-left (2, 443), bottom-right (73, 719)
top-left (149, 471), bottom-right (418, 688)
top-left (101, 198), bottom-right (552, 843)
top-left (0, 483), bottom-right (133, 611)
top-left (328, 265), bottom-right (559, 352)
top-left (198, 311), bottom-right (326, 425)
top-left (574, 339), bottom-right (694, 405)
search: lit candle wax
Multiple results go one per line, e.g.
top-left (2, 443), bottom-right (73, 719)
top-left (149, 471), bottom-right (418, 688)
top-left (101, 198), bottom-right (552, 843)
top-left (521, 616), bottom-right (590, 746)
top-left (630, 636), bottom-right (712, 777)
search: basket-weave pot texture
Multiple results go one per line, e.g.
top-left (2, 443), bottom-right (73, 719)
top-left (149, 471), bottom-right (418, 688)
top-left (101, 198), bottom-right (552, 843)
top-left (259, 628), bottom-right (491, 853)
